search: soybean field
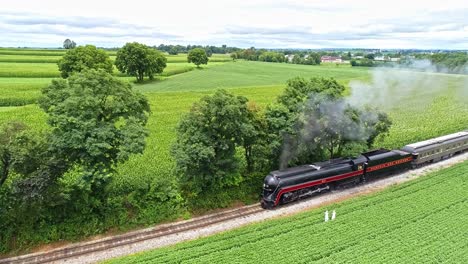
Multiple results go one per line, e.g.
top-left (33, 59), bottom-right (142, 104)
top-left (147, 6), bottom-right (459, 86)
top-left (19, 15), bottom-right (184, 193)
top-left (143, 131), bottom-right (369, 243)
top-left (105, 160), bottom-right (468, 264)
top-left (0, 47), bottom-right (467, 253)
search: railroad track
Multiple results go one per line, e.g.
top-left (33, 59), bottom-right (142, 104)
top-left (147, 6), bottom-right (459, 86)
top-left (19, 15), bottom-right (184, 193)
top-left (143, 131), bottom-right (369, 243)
top-left (0, 204), bottom-right (262, 264)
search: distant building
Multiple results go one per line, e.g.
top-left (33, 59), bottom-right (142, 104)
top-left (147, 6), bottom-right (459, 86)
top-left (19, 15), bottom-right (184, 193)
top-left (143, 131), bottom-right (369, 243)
top-left (284, 54), bottom-right (294, 62)
top-left (374, 56), bottom-right (386, 61)
top-left (353, 55), bottom-right (364, 59)
top-left (321, 56), bottom-right (342, 63)
top-left (390, 57), bottom-right (401, 62)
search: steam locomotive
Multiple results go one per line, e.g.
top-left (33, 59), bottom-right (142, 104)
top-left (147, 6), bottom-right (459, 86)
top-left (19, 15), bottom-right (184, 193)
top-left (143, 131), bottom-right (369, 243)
top-left (261, 131), bottom-right (468, 209)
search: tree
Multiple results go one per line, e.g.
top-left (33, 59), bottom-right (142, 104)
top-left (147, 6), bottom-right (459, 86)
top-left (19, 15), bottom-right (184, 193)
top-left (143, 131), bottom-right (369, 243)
top-left (58, 45), bottom-right (113, 78)
top-left (278, 77), bottom-right (345, 113)
top-left (168, 47), bottom-right (178, 55)
top-left (187, 48), bottom-right (209, 68)
top-left (0, 122), bottom-right (27, 187)
top-left (230, 52), bottom-right (238, 61)
top-left (171, 90), bottom-right (253, 193)
top-left (39, 69), bottom-right (150, 177)
top-left (264, 77), bottom-right (391, 169)
top-left (0, 122), bottom-right (47, 189)
top-left (63, 39), bottom-right (76, 49)
top-left (115, 42), bottom-right (167, 82)
top-left (365, 53), bottom-right (375, 60)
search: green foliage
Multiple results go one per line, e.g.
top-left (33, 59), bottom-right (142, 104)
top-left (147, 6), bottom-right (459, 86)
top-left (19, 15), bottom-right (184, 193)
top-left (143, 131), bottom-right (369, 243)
top-left (168, 47), bottom-right (179, 55)
top-left (187, 48), bottom-right (209, 67)
top-left (267, 77), bottom-right (391, 168)
top-left (258, 52), bottom-right (285, 63)
top-left (421, 52), bottom-right (468, 73)
top-left (63, 39), bottom-right (76, 49)
top-left (115, 42), bottom-right (167, 82)
top-left (350, 58), bottom-right (374, 67)
top-left (39, 69), bottom-right (150, 174)
top-left (58, 45), bottom-right (113, 78)
top-left (230, 52), bottom-right (238, 61)
top-left (172, 90), bottom-right (254, 194)
top-left (0, 52), bottom-right (467, 254)
top-left (107, 161), bottom-right (468, 264)
top-left (278, 77), bottom-right (345, 112)
top-left (302, 52), bottom-right (321, 65)
top-left (0, 122), bottom-right (28, 187)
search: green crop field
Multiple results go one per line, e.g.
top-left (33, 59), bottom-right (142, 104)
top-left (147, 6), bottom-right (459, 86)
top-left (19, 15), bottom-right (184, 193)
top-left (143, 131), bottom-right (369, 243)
top-left (0, 53), bottom-right (230, 64)
top-left (0, 61), bottom-right (225, 78)
top-left (106, 160), bottom-right (468, 264)
top-left (0, 48), bottom-right (467, 253)
top-left (0, 60), bottom-right (467, 195)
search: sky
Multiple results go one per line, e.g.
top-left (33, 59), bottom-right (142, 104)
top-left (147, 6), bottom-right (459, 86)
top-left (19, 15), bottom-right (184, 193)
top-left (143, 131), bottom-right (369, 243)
top-left (1, 0), bottom-right (468, 49)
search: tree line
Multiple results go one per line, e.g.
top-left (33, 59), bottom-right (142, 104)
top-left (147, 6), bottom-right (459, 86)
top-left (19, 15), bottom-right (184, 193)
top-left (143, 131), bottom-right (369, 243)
top-left (231, 47), bottom-right (322, 65)
top-left (156, 44), bottom-right (241, 56)
top-left (58, 43), bottom-right (209, 82)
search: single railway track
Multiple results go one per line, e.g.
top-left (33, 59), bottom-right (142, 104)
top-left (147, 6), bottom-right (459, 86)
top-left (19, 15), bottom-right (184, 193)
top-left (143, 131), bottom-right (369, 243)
top-left (3, 151), bottom-right (466, 264)
top-left (0, 204), bottom-right (263, 264)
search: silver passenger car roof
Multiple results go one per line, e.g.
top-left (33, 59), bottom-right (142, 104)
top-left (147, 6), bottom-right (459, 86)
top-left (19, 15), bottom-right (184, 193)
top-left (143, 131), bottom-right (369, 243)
top-left (404, 131), bottom-right (468, 150)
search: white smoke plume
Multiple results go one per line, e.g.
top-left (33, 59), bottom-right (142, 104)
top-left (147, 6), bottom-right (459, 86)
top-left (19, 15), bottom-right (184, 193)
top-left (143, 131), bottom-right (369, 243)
top-left (279, 59), bottom-right (468, 169)
top-left (279, 94), bottom-right (380, 169)
top-left (348, 59), bottom-right (468, 109)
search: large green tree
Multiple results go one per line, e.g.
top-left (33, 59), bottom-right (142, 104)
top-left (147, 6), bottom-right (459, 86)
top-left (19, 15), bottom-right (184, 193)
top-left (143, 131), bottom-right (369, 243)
top-left (39, 69), bottom-right (150, 176)
top-left (58, 45), bottom-right (113, 78)
top-left (115, 42), bottom-right (167, 82)
top-left (171, 90), bottom-right (254, 193)
top-left (187, 48), bottom-right (209, 68)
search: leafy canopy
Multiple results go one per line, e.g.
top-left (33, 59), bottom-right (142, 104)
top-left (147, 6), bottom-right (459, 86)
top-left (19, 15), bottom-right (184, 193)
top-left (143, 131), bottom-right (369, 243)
top-left (39, 69), bottom-right (151, 173)
top-left (171, 90), bottom-right (253, 193)
top-left (58, 45), bottom-right (113, 78)
top-left (63, 39), bottom-right (76, 49)
top-left (265, 77), bottom-right (391, 168)
top-left (187, 48), bottom-right (209, 67)
top-left (115, 42), bottom-right (167, 82)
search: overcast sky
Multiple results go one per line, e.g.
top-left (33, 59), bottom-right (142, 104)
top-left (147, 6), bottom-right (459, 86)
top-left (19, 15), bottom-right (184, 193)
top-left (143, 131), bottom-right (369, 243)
top-left (1, 0), bottom-right (468, 49)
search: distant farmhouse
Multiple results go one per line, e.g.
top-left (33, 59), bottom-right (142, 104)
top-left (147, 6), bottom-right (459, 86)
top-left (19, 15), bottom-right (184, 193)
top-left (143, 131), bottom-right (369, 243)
top-left (285, 54), bottom-right (294, 62)
top-left (321, 56), bottom-right (343, 63)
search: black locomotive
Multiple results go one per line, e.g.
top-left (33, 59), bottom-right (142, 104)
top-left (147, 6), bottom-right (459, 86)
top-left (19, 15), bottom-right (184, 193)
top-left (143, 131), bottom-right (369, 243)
top-left (261, 131), bottom-right (468, 209)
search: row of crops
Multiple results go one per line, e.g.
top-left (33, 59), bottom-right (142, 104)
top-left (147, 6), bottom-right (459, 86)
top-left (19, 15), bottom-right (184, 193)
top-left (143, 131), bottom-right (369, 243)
top-left (0, 47), bottom-right (466, 254)
top-left (106, 160), bottom-right (468, 263)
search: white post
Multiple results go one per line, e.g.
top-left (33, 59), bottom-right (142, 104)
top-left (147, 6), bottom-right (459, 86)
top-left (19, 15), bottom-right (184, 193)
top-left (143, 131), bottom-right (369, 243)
top-left (324, 210), bottom-right (329, 222)
top-left (332, 210), bottom-right (336, 220)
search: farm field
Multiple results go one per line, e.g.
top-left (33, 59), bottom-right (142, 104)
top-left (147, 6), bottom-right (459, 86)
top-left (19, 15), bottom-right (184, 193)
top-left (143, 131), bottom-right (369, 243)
top-left (0, 48), bottom-right (467, 252)
top-left (0, 59), bottom-right (467, 196)
top-left (106, 160), bottom-right (468, 264)
top-left (0, 53), bottom-right (231, 63)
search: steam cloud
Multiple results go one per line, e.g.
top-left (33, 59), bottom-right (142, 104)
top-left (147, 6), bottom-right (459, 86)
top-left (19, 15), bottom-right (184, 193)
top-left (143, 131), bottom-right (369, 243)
top-left (348, 59), bottom-right (468, 109)
top-left (279, 94), bottom-right (380, 169)
top-left (279, 59), bottom-right (468, 169)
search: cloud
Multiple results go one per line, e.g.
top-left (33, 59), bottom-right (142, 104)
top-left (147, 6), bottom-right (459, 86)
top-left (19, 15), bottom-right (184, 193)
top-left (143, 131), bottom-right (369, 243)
top-left (0, 11), bottom-right (180, 47)
top-left (0, 2), bottom-right (468, 48)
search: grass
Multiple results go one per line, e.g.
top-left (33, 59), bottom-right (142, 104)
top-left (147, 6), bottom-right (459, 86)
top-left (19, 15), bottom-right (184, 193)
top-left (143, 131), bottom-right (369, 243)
top-left (0, 78), bottom-right (52, 106)
top-left (0, 53), bottom-right (231, 64)
top-left (0, 55), bottom-right (467, 254)
top-left (0, 62), bottom-right (226, 78)
top-left (0, 62), bottom-right (225, 106)
top-left (105, 160), bottom-right (468, 264)
top-left (1, 60), bottom-right (467, 192)
top-left (0, 62), bottom-right (60, 77)
top-left (135, 61), bottom-right (370, 93)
